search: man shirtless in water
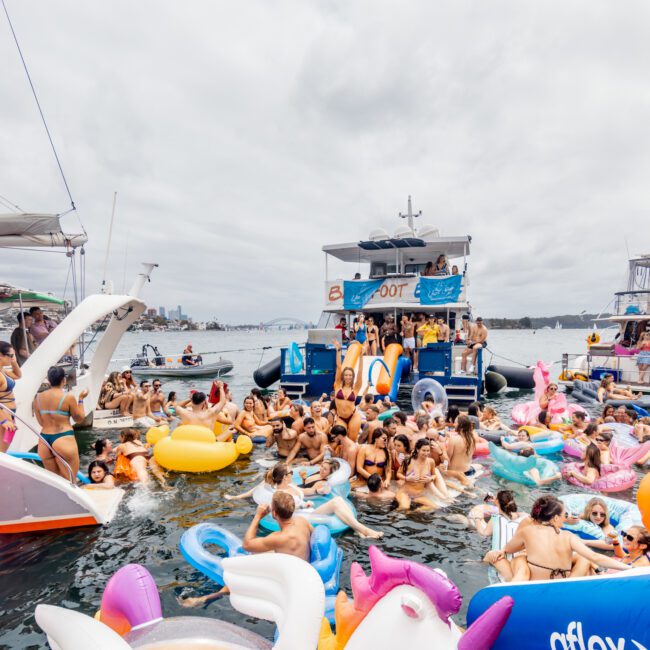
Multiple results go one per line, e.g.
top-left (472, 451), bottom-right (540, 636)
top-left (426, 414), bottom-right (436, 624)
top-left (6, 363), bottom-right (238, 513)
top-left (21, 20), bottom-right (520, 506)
top-left (132, 381), bottom-right (166, 428)
top-left (175, 383), bottom-right (229, 435)
top-left (180, 491), bottom-right (313, 607)
top-left (268, 417), bottom-right (298, 457)
top-left (285, 417), bottom-right (328, 466)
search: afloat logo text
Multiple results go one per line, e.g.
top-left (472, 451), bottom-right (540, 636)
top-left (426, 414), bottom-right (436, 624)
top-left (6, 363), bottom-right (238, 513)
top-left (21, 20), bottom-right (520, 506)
top-left (550, 621), bottom-right (648, 650)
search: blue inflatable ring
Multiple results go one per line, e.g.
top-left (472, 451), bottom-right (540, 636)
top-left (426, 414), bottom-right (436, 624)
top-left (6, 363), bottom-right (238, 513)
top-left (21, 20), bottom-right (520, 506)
top-left (489, 442), bottom-right (560, 487)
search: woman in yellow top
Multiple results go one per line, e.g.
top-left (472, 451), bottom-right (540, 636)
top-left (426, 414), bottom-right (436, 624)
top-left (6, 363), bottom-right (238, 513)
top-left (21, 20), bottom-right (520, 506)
top-left (417, 314), bottom-right (440, 347)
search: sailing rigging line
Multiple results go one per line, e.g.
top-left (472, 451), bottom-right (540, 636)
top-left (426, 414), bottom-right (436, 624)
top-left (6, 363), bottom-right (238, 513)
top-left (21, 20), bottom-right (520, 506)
top-left (2, 0), bottom-right (80, 220)
top-left (102, 193), bottom-right (118, 292)
top-left (0, 193), bottom-right (23, 212)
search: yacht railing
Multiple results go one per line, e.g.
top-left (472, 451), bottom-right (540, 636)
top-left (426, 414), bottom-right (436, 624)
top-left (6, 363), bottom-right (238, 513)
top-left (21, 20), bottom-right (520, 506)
top-left (0, 403), bottom-right (76, 486)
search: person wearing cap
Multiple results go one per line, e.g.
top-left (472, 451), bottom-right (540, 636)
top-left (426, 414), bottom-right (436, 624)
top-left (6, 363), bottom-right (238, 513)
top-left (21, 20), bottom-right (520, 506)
top-left (181, 343), bottom-right (203, 366)
top-left (461, 316), bottom-right (488, 374)
top-left (121, 366), bottom-right (137, 391)
top-left (417, 314), bottom-right (440, 347)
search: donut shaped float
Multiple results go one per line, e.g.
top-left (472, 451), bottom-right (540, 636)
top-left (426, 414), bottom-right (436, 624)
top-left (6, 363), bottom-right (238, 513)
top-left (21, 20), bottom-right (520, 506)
top-left (503, 427), bottom-right (564, 455)
top-left (153, 425), bottom-right (252, 472)
top-left (411, 378), bottom-right (448, 415)
top-left (559, 493), bottom-right (642, 540)
top-left (561, 462), bottom-right (637, 493)
top-left (473, 437), bottom-right (490, 457)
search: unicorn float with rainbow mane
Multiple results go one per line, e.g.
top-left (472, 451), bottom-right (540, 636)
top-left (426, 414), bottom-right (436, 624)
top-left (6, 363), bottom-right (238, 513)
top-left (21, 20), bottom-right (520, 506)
top-left (35, 546), bottom-right (513, 650)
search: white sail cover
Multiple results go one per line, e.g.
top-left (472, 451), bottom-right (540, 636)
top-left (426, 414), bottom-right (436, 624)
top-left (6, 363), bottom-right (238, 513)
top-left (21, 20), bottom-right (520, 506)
top-left (0, 213), bottom-right (87, 248)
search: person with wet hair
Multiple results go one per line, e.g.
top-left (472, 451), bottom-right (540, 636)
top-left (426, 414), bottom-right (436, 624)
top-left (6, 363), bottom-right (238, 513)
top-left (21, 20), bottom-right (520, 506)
top-left (484, 495), bottom-right (629, 582)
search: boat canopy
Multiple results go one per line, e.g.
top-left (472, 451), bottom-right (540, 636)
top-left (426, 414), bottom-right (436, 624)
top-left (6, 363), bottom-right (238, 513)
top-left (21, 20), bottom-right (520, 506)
top-left (0, 283), bottom-right (66, 310)
top-left (0, 213), bottom-right (87, 249)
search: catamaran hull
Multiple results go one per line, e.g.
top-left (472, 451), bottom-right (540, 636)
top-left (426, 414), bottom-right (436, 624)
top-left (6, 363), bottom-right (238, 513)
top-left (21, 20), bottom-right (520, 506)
top-left (0, 454), bottom-right (123, 534)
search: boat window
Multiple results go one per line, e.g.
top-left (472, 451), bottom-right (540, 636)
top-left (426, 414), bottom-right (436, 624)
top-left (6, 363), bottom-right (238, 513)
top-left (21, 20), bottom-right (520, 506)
top-left (370, 262), bottom-right (398, 277)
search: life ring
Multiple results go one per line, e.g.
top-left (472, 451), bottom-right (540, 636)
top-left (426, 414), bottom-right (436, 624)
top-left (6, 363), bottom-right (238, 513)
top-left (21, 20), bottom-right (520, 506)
top-left (587, 332), bottom-right (601, 346)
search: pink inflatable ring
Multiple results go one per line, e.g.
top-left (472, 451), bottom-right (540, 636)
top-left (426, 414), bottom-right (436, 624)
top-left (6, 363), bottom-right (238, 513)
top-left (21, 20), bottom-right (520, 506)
top-left (561, 462), bottom-right (636, 493)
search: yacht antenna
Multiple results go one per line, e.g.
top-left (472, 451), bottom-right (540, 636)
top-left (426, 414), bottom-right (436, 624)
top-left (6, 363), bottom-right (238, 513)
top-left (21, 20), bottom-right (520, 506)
top-left (398, 195), bottom-right (421, 236)
top-left (101, 192), bottom-right (117, 293)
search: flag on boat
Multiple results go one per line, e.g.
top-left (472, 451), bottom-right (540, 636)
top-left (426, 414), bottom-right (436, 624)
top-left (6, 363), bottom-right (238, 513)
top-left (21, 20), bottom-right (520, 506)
top-left (343, 279), bottom-right (383, 310)
top-left (419, 275), bottom-right (462, 305)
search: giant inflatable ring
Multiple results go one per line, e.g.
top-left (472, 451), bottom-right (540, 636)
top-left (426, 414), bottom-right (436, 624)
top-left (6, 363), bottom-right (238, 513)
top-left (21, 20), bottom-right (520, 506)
top-left (411, 378), bottom-right (448, 415)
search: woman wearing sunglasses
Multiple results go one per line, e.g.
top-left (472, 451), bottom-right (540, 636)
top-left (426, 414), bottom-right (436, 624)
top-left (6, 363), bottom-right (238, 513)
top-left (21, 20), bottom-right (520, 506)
top-left (614, 526), bottom-right (650, 567)
top-left (538, 383), bottom-right (560, 412)
top-left (566, 498), bottom-right (617, 550)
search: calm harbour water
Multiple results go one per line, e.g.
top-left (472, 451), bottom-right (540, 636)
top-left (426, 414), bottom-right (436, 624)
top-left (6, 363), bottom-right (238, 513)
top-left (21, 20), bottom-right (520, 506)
top-left (0, 328), bottom-right (642, 649)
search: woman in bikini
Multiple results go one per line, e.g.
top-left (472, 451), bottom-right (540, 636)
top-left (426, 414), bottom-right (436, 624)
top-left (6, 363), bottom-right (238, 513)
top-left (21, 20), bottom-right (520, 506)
top-left (390, 434), bottom-right (411, 478)
top-left (564, 442), bottom-right (605, 487)
top-left (297, 458), bottom-right (340, 496)
top-left (538, 383), bottom-right (560, 411)
top-left (366, 316), bottom-right (380, 356)
top-left (271, 387), bottom-right (292, 415)
top-left (480, 406), bottom-right (514, 433)
top-left (233, 396), bottom-right (274, 443)
top-left (332, 339), bottom-right (364, 441)
top-left (565, 497), bottom-right (618, 550)
top-left (396, 439), bottom-right (448, 510)
top-left (597, 375), bottom-right (640, 403)
top-left (468, 490), bottom-right (528, 537)
top-left (356, 428), bottom-right (392, 489)
top-left (94, 438), bottom-right (115, 465)
top-left (225, 461), bottom-right (383, 539)
top-left (251, 388), bottom-right (270, 423)
top-left (433, 255), bottom-right (449, 276)
top-left (99, 371), bottom-right (133, 415)
top-left (596, 403), bottom-right (616, 424)
top-left (34, 366), bottom-right (89, 480)
top-left (114, 428), bottom-right (167, 486)
top-left (0, 341), bottom-right (21, 452)
top-left (614, 526), bottom-right (650, 567)
top-left (485, 495), bottom-right (629, 582)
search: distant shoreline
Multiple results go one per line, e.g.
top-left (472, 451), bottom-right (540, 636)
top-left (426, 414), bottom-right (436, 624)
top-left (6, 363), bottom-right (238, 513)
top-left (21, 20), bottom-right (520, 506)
top-left (485, 313), bottom-right (608, 330)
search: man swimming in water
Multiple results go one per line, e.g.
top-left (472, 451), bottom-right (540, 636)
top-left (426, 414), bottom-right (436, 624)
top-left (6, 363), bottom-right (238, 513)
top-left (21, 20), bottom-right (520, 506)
top-left (180, 490), bottom-right (313, 607)
top-left (268, 417), bottom-right (298, 457)
top-left (132, 380), bottom-right (166, 428)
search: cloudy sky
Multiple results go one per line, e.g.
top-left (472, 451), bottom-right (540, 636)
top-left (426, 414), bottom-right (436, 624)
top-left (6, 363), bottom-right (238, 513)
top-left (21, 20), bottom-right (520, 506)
top-left (1, 1), bottom-right (649, 323)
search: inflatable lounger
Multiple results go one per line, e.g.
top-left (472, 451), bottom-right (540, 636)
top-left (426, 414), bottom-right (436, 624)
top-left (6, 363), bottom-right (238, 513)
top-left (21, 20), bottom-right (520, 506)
top-left (467, 567), bottom-right (650, 650)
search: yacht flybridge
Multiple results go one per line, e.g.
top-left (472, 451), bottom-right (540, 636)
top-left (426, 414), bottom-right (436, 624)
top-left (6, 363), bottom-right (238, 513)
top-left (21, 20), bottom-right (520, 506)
top-left (561, 254), bottom-right (650, 393)
top-left (0, 211), bottom-right (157, 533)
top-left (255, 197), bottom-right (484, 404)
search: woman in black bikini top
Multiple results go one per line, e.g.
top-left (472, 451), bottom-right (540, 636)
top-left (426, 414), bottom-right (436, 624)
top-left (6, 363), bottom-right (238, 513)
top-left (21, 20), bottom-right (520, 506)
top-left (299, 459), bottom-right (340, 495)
top-left (356, 428), bottom-right (391, 487)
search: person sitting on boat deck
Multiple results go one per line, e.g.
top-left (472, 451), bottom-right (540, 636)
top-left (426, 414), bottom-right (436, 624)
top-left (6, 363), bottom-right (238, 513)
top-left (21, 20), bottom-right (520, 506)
top-left (94, 438), bottom-right (115, 465)
top-left (329, 424), bottom-right (358, 470)
top-left (131, 380), bottom-right (166, 429)
top-left (34, 366), bottom-right (88, 480)
top-left (565, 497), bottom-right (618, 551)
top-left (597, 374), bottom-right (641, 402)
top-left (379, 314), bottom-right (399, 352)
top-left (445, 415), bottom-right (476, 485)
top-left (636, 332), bottom-right (650, 383)
top-left (451, 264), bottom-right (460, 275)
top-left (268, 417), bottom-right (298, 457)
top-left (468, 490), bottom-right (529, 537)
top-left (484, 495), bottom-right (629, 582)
top-left (460, 316), bottom-right (488, 374)
top-left (121, 367), bottom-right (137, 392)
top-left (613, 526), bottom-right (650, 567)
top-left (181, 343), bottom-right (202, 366)
top-left (356, 427), bottom-right (392, 489)
top-left (285, 417), bottom-right (328, 466)
top-left (114, 428), bottom-right (167, 486)
top-left (335, 316), bottom-right (349, 343)
top-left (396, 438), bottom-right (449, 510)
top-left (29, 306), bottom-right (56, 345)
top-left (0, 341), bottom-right (21, 452)
top-left (433, 254), bottom-right (449, 276)
top-left (437, 317), bottom-right (450, 343)
top-left (354, 472), bottom-right (396, 502)
top-left (150, 379), bottom-right (169, 420)
top-left (271, 387), bottom-right (292, 415)
top-left (86, 460), bottom-right (115, 489)
top-left (417, 314), bottom-right (440, 347)
top-left (332, 338), bottom-right (364, 441)
top-left (98, 371), bottom-right (134, 416)
top-left (10, 312), bottom-right (36, 366)
top-left (400, 314), bottom-right (417, 369)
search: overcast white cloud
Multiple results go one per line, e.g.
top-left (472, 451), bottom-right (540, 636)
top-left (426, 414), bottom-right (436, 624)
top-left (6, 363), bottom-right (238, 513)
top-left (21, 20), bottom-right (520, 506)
top-left (1, 1), bottom-right (649, 322)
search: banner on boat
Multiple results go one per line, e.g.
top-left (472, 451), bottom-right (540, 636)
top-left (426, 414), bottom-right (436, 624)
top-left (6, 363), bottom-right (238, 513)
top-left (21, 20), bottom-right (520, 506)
top-left (326, 276), bottom-right (465, 309)
top-left (419, 275), bottom-right (462, 305)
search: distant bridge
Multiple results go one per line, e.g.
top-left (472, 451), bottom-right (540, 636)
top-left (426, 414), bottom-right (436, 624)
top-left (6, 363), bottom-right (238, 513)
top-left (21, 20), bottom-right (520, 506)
top-left (261, 317), bottom-right (311, 329)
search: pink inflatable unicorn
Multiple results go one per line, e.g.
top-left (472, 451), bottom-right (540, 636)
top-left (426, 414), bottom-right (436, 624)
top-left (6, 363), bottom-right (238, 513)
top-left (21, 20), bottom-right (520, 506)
top-left (511, 361), bottom-right (588, 426)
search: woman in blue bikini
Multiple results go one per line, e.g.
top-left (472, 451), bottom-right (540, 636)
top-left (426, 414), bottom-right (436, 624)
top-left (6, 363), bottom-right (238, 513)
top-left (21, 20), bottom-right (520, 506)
top-left (0, 341), bottom-right (21, 452)
top-left (34, 366), bottom-right (88, 480)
